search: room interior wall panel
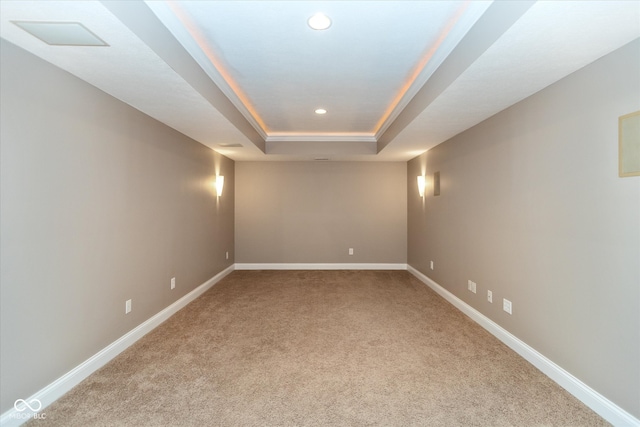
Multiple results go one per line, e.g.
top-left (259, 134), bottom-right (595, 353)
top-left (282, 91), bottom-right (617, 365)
top-left (0, 39), bottom-right (235, 413)
top-left (407, 39), bottom-right (640, 418)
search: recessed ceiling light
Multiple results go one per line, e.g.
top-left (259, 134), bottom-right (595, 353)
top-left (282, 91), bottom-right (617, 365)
top-left (315, 108), bottom-right (327, 115)
top-left (12, 21), bottom-right (108, 46)
top-left (307, 13), bottom-right (331, 30)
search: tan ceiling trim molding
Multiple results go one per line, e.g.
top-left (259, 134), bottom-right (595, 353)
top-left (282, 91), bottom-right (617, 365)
top-left (266, 140), bottom-right (377, 157)
top-left (146, 1), bottom-right (269, 140)
top-left (100, 0), bottom-right (267, 152)
top-left (372, 0), bottom-right (489, 141)
top-left (376, 0), bottom-right (536, 153)
top-left (266, 134), bottom-right (377, 143)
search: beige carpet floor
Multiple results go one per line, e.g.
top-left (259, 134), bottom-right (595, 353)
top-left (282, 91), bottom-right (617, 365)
top-left (28, 270), bottom-right (607, 426)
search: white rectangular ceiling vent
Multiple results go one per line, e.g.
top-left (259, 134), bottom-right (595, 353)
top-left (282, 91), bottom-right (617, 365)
top-left (12, 21), bottom-right (108, 46)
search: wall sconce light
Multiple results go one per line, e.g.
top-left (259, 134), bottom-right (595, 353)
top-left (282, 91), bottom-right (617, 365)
top-left (215, 176), bottom-right (224, 197)
top-left (417, 175), bottom-right (426, 198)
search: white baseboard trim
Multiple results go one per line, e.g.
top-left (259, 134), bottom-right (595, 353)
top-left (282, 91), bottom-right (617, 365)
top-left (407, 265), bottom-right (639, 427)
top-left (4, 264), bottom-right (636, 427)
top-left (0, 264), bottom-right (235, 427)
top-left (235, 263), bottom-right (408, 270)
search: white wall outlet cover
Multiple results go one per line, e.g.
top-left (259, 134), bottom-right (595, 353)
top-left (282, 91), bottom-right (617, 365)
top-left (487, 290), bottom-right (493, 303)
top-left (171, 277), bottom-right (176, 290)
top-left (468, 280), bottom-right (476, 293)
top-left (348, 248), bottom-right (354, 255)
top-left (503, 298), bottom-right (512, 314)
top-left (430, 261), bottom-right (434, 270)
top-left (125, 299), bottom-right (132, 314)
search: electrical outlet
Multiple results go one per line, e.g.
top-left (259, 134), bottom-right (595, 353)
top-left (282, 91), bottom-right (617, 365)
top-left (171, 277), bottom-right (176, 290)
top-left (467, 280), bottom-right (476, 293)
top-left (125, 299), bottom-right (132, 314)
top-left (487, 290), bottom-right (493, 303)
top-left (348, 248), bottom-right (354, 255)
top-left (503, 298), bottom-right (512, 314)
top-left (225, 251), bottom-right (229, 260)
top-left (430, 261), bottom-right (434, 270)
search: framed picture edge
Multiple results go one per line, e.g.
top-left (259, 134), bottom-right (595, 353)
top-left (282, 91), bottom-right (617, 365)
top-left (618, 110), bottom-right (640, 177)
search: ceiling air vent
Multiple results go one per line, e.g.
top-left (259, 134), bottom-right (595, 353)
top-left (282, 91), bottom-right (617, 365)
top-left (12, 21), bottom-right (108, 46)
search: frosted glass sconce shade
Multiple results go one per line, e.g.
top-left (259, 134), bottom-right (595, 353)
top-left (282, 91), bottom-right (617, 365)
top-left (417, 175), bottom-right (426, 198)
top-left (216, 176), bottom-right (224, 197)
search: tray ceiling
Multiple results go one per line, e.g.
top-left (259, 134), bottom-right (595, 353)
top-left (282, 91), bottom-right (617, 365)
top-left (1, 1), bottom-right (639, 161)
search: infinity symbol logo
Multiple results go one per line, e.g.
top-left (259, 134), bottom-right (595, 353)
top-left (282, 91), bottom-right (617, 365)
top-left (14, 398), bottom-right (42, 412)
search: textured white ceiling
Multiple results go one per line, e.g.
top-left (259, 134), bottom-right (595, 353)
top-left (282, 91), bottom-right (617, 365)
top-left (1, 1), bottom-right (639, 161)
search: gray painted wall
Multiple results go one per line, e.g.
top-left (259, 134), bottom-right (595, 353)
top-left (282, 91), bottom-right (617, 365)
top-left (0, 40), bottom-right (235, 412)
top-left (407, 39), bottom-right (640, 417)
top-left (235, 162), bottom-right (407, 264)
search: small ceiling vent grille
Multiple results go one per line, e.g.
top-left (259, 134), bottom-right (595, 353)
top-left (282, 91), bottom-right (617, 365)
top-left (12, 21), bottom-right (108, 46)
